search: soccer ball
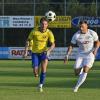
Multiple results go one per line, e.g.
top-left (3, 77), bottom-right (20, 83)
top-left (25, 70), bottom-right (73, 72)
top-left (45, 11), bottom-right (56, 21)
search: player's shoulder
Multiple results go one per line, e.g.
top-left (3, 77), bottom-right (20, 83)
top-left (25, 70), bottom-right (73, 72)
top-left (73, 30), bottom-right (80, 37)
top-left (30, 27), bottom-right (40, 34)
top-left (88, 29), bottom-right (98, 37)
top-left (47, 29), bottom-right (52, 33)
top-left (30, 27), bottom-right (37, 32)
top-left (46, 29), bottom-right (53, 35)
top-left (75, 30), bottom-right (80, 34)
top-left (33, 27), bottom-right (39, 31)
top-left (88, 29), bottom-right (97, 34)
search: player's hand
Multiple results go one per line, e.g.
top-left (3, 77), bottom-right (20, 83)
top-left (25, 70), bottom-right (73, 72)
top-left (92, 50), bottom-right (97, 57)
top-left (64, 55), bottom-right (69, 64)
top-left (23, 50), bottom-right (28, 58)
top-left (46, 50), bottom-right (51, 57)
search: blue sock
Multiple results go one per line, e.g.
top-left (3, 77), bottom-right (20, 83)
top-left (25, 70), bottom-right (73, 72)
top-left (40, 72), bottom-right (46, 85)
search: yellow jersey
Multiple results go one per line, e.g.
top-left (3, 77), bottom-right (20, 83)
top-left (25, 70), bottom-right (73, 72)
top-left (28, 28), bottom-right (55, 53)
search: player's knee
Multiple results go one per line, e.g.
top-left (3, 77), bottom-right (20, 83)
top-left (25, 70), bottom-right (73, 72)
top-left (83, 69), bottom-right (89, 73)
top-left (41, 60), bottom-right (48, 72)
top-left (33, 68), bottom-right (39, 77)
top-left (83, 66), bottom-right (90, 73)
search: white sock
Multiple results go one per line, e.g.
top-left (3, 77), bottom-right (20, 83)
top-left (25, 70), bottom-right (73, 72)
top-left (39, 84), bottom-right (43, 88)
top-left (75, 72), bottom-right (87, 88)
top-left (79, 68), bottom-right (83, 75)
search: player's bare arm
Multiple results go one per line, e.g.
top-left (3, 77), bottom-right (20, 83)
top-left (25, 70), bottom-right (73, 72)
top-left (24, 39), bottom-right (30, 57)
top-left (64, 43), bottom-right (74, 63)
top-left (47, 42), bottom-right (55, 56)
top-left (93, 40), bottom-right (100, 56)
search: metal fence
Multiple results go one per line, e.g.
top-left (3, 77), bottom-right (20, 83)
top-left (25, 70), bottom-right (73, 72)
top-left (0, 0), bottom-right (100, 47)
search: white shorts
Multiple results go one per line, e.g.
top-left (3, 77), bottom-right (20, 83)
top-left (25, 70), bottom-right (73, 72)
top-left (74, 52), bottom-right (95, 69)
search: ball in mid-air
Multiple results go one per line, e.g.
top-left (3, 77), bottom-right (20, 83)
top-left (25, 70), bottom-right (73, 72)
top-left (45, 11), bottom-right (56, 21)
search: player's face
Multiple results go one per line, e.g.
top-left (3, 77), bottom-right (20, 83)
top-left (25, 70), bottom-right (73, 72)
top-left (40, 20), bottom-right (48, 31)
top-left (79, 23), bottom-right (88, 33)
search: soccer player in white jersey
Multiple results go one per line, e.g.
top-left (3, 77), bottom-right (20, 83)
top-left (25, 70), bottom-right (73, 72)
top-left (64, 20), bottom-right (99, 92)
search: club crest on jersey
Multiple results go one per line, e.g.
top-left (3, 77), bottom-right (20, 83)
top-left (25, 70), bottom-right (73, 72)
top-left (43, 35), bottom-right (47, 39)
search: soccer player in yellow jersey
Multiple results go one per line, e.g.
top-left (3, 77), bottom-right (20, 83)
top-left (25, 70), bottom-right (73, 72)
top-left (24, 17), bottom-right (55, 92)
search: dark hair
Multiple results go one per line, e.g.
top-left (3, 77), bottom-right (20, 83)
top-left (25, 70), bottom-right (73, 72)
top-left (40, 17), bottom-right (49, 23)
top-left (79, 20), bottom-right (88, 25)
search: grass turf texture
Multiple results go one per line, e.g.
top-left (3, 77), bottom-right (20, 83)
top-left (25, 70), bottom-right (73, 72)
top-left (0, 60), bottom-right (100, 100)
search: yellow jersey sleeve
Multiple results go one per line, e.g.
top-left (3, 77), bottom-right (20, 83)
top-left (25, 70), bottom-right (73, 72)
top-left (48, 30), bottom-right (55, 43)
top-left (28, 29), bottom-right (34, 41)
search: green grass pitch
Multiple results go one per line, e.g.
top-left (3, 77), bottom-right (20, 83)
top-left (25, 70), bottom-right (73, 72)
top-left (0, 60), bottom-right (100, 100)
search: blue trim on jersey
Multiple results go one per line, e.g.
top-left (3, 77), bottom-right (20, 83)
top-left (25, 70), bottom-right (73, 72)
top-left (32, 52), bottom-right (48, 68)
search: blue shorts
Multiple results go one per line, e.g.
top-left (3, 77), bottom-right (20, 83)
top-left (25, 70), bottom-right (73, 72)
top-left (32, 52), bottom-right (48, 68)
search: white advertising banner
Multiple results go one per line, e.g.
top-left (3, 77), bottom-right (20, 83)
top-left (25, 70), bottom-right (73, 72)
top-left (8, 47), bottom-right (78, 59)
top-left (1, 47), bottom-right (100, 60)
top-left (0, 16), bottom-right (34, 28)
top-left (50, 47), bottom-right (78, 59)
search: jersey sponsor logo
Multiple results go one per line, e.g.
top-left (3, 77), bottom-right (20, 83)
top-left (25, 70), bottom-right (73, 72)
top-left (42, 35), bottom-right (47, 39)
top-left (82, 41), bottom-right (89, 44)
top-left (77, 40), bottom-right (89, 44)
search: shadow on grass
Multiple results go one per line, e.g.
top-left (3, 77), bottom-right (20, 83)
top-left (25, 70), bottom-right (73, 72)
top-left (0, 82), bottom-right (36, 87)
top-left (82, 79), bottom-right (100, 89)
top-left (0, 69), bottom-right (74, 78)
top-left (45, 79), bottom-right (75, 88)
top-left (0, 77), bottom-right (100, 89)
top-left (47, 71), bottom-right (74, 78)
top-left (0, 69), bottom-right (100, 79)
top-left (45, 77), bottom-right (100, 89)
top-left (0, 80), bottom-right (75, 88)
top-left (0, 71), bottom-right (33, 77)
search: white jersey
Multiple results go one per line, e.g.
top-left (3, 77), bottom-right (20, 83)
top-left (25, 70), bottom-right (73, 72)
top-left (71, 29), bottom-right (98, 54)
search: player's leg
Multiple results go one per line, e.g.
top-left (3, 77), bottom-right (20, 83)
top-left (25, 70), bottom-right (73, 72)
top-left (73, 53), bottom-right (95, 92)
top-left (32, 53), bottom-right (39, 77)
top-left (39, 59), bottom-right (48, 92)
top-left (73, 56), bottom-right (83, 92)
top-left (73, 66), bottom-right (89, 92)
top-left (74, 68), bottom-right (82, 76)
top-left (38, 52), bottom-right (48, 92)
top-left (74, 56), bottom-right (83, 76)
